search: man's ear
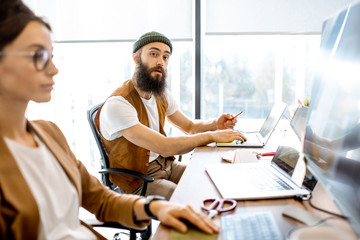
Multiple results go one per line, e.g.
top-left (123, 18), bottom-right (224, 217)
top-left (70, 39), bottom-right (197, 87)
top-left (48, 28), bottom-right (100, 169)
top-left (133, 52), bottom-right (139, 64)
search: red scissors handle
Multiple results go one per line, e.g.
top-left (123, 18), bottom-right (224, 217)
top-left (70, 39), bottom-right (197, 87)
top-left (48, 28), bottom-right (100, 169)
top-left (201, 198), bottom-right (237, 213)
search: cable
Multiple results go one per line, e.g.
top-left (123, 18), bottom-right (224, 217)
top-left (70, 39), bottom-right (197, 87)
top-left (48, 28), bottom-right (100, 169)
top-left (294, 194), bottom-right (348, 220)
top-left (285, 216), bottom-right (338, 240)
top-left (308, 195), bottom-right (348, 220)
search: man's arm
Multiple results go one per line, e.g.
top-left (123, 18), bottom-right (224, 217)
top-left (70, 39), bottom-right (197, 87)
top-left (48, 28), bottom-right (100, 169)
top-left (166, 110), bottom-right (237, 134)
top-left (121, 122), bottom-right (244, 157)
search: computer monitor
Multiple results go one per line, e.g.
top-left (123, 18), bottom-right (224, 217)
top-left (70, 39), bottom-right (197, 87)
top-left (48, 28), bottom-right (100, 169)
top-left (303, 1), bottom-right (360, 236)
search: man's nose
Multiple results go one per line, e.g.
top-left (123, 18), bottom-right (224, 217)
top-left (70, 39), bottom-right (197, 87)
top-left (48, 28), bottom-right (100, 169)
top-left (156, 57), bottom-right (165, 67)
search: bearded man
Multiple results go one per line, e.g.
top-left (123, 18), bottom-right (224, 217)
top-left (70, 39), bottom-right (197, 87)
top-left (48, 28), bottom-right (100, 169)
top-left (96, 31), bottom-right (245, 200)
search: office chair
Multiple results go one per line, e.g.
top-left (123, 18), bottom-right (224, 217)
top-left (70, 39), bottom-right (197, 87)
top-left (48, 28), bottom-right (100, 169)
top-left (87, 103), bottom-right (154, 240)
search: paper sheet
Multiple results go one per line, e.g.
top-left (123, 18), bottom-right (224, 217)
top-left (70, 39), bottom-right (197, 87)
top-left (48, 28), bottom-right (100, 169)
top-left (221, 149), bottom-right (258, 163)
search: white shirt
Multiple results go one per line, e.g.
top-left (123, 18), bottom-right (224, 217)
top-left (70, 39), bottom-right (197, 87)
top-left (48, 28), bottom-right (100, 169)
top-left (4, 135), bottom-right (96, 240)
top-left (100, 89), bottom-right (178, 161)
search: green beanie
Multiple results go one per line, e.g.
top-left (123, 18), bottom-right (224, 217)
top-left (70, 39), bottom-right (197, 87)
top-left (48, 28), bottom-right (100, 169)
top-left (133, 31), bottom-right (172, 54)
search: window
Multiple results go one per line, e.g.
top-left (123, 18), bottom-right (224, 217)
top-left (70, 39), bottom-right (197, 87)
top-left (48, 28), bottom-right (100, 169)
top-left (24, 0), bottom-right (353, 176)
top-left (202, 35), bottom-right (320, 120)
top-left (203, 0), bottom-right (353, 119)
top-left (25, 0), bottom-right (193, 176)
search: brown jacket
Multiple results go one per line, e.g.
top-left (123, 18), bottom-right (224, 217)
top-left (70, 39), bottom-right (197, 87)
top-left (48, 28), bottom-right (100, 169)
top-left (95, 80), bottom-right (170, 193)
top-left (0, 120), bottom-right (149, 239)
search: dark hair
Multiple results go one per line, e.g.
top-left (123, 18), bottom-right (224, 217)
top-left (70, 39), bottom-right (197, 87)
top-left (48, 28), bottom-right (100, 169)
top-left (0, 0), bottom-right (51, 52)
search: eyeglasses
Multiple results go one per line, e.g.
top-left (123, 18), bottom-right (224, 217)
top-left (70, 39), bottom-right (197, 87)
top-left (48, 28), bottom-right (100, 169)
top-left (0, 48), bottom-right (51, 71)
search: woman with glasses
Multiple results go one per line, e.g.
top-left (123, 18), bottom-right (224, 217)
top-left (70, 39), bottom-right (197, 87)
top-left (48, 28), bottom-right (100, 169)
top-left (0, 1), bottom-right (219, 239)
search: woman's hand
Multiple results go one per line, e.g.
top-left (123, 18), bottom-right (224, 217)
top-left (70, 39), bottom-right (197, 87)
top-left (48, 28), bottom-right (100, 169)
top-left (152, 201), bottom-right (219, 234)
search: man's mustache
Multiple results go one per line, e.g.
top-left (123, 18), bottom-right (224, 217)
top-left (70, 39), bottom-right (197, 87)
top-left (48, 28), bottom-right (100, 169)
top-left (148, 66), bottom-right (165, 73)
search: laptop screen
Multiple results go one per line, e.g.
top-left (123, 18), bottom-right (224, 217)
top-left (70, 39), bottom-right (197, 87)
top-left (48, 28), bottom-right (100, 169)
top-left (271, 107), bottom-right (317, 191)
top-left (290, 106), bottom-right (308, 140)
top-left (259, 101), bottom-right (287, 138)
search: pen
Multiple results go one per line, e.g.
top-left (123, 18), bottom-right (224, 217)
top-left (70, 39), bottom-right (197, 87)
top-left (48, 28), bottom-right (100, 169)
top-left (255, 151), bottom-right (276, 159)
top-left (230, 111), bottom-right (243, 120)
top-left (260, 152), bottom-right (276, 156)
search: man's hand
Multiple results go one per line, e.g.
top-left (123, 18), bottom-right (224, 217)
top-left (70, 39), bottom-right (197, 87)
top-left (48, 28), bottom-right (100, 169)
top-left (217, 113), bottom-right (238, 130)
top-left (211, 129), bottom-right (247, 143)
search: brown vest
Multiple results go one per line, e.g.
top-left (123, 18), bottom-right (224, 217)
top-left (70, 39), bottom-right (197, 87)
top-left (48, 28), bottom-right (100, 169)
top-left (95, 80), bottom-right (169, 192)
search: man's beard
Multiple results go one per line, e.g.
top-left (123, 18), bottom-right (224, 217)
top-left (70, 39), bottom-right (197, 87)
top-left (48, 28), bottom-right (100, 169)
top-left (134, 59), bottom-right (167, 97)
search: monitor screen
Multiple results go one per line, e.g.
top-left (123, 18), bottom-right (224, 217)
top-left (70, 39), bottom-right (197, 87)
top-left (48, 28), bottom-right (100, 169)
top-left (303, 1), bottom-right (360, 236)
top-left (259, 101), bottom-right (287, 138)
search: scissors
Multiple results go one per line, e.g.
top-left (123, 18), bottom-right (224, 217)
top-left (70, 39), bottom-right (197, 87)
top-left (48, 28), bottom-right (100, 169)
top-left (201, 198), bottom-right (237, 218)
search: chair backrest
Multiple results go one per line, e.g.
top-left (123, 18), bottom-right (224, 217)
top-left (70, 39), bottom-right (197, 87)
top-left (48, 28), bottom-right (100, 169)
top-left (87, 103), bottom-right (153, 240)
top-left (87, 103), bottom-right (112, 188)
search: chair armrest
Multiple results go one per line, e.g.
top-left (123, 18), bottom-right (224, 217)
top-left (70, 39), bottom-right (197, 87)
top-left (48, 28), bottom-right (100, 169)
top-left (87, 219), bottom-right (146, 231)
top-left (83, 219), bottom-right (147, 240)
top-left (99, 168), bottom-right (154, 183)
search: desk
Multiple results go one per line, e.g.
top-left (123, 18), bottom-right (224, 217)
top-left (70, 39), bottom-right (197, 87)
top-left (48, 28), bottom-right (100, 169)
top-left (153, 123), bottom-right (357, 239)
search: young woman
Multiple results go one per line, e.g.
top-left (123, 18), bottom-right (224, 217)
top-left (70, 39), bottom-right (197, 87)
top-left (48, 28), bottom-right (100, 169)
top-left (0, 1), bottom-right (219, 239)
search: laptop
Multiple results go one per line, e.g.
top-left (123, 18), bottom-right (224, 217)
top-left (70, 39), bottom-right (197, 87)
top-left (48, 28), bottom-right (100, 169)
top-left (290, 106), bottom-right (308, 140)
top-left (207, 107), bottom-right (317, 200)
top-left (216, 101), bottom-right (287, 147)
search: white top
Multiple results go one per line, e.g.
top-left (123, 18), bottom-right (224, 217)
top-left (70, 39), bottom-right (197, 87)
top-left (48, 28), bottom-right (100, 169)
top-left (100, 89), bottom-right (178, 161)
top-left (4, 135), bottom-right (96, 240)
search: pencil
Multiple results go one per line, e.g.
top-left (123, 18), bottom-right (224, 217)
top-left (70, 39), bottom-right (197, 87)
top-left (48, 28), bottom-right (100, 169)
top-left (230, 111), bottom-right (243, 120)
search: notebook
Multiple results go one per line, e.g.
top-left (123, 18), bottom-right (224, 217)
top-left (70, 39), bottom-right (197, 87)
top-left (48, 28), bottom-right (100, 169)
top-left (216, 101), bottom-right (287, 147)
top-left (207, 107), bottom-right (317, 200)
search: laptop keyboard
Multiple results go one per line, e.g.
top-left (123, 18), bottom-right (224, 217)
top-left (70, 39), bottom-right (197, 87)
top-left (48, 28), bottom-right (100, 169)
top-left (235, 164), bottom-right (293, 191)
top-left (221, 211), bottom-right (283, 240)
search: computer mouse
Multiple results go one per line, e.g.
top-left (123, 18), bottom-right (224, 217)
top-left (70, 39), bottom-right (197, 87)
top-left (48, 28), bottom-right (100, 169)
top-left (180, 218), bottom-right (198, 229)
